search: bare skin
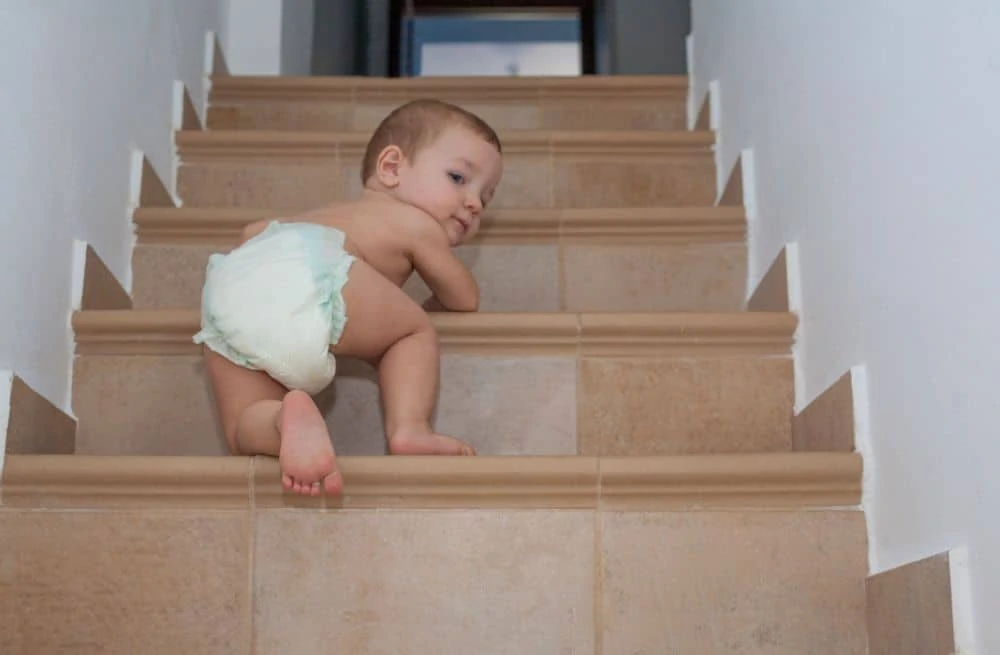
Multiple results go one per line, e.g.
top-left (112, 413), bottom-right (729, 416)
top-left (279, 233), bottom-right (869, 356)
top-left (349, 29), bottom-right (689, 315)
top-left (204, 256), bottom-right (474, 497)
top-left (203, 123), bottom-right (503, 496)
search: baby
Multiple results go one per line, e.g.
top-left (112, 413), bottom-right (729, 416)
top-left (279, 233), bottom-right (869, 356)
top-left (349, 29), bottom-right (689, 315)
top-left (194, 99), bottom-right (504, 497)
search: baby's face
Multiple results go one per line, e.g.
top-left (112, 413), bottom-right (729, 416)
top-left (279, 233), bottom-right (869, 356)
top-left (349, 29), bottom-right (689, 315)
top-left (397, 125), bottom-right (503, 246)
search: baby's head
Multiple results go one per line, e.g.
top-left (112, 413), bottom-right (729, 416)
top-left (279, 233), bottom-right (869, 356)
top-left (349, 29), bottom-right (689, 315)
top-left (361, 99), bottom-right (504, 246)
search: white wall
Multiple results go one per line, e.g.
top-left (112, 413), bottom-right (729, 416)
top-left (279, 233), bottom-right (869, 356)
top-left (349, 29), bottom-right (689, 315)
top-left (226, 0), bottom-right (281, 74)
top-left (225, 0), bottom-right (314, 75)
top-left (0, 2), bottom-right (228, 411)
top-left (691, 1), bottom-right (1000, 649)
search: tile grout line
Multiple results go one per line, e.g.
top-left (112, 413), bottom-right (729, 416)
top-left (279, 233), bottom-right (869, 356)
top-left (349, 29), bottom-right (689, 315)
top-left (574, 310), bottom-right (582, 355)
top-left (547, 134), bottom-right (555, 210)
top-left (574, 311), bottom-right (583, 460)
top-left (594, 456), bottom-right (603, 655)
top-left (535, 90), bottom-right (543, 135)
top-left (248, 456), bottom-right (257, 655)
top-left (557, 213), bottom-right (567, 312)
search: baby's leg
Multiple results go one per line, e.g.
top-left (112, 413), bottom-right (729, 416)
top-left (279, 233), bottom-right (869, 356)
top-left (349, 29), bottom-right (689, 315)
top-left (334, 259), bottom-right (475, 455)
top-left (203, 348), bottom-right (343, 496)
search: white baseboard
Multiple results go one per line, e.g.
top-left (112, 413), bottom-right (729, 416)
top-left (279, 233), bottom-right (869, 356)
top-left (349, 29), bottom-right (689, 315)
top-left (0, 369), bottom-right (12, 480)
top-left (950, 545), bottom-right (977, 654)
top-left (124, 147), bottom-right (144, 291)
top-left (170, 81), bottom-right (187, 207)
top-left (708, 79), bottom-right (721, 131)
top-left (783, 242), bottom-right (805, 410)
top-left (63, 239), bottom-right (90, 414)
top-left (848, 363), bottom-right (877, 572)
top-left (203, 30), bottom-right (217, 108)
top-left (707, 80), bottom-right (723, 198)
top-left (738, 147), bottom-right (758, 223)
top-left (69, 239), bottom-right (89, 312)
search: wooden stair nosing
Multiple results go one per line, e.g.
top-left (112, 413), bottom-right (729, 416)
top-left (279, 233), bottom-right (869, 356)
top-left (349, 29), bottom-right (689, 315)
top-left (176, 129), bottom-right (716, 160)
top-left (1, 452), bottom-right (861, 510)
top-left (70, 309), bottom-right (797, 357)
top-left (208, 74), bottom-right (690, 103)
top-left (132, 206), bottom-right (747, 244)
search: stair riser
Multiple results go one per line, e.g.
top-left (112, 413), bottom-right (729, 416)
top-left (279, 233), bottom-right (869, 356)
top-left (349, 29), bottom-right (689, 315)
top-left (0, 507), bottom-right (867, 654)
top-left (176, 152), bottom-right (717, 209)
top-left (72, 354), bottom-right (793, 457)
top-left (131, 242), bottom-right (747, 312)
top-left (208, 98), bottom-right (689, 133)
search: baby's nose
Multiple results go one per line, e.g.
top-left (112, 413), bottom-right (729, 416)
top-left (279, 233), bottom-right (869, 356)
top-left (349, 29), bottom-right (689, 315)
top-left (465, 195), bottom-right (482, 212)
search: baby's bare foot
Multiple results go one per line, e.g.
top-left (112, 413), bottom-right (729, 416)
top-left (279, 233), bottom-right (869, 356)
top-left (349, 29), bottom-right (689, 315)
top-left (388, 425), bottom-right (477, 456)
top-left (278, 390), bottom-right (343, 496)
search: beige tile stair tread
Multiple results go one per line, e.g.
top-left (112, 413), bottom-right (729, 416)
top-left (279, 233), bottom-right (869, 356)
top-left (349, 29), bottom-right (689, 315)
top-left (208, 76), bottom-right (693, 137)
top-left (133, 206), bottom-right (746, 244)
top-left (72, 309), bottom-right (797, 356)
top-left (176, 128), bottom-right (715, 158)
top-left (209, 73), bottom-right (690, 100)
top-left (176, 129), bottom-right (717, 210)
top-left (2, 452), bottom-right (861, 510)
top-left (131, 206), bottom-right (748, 313)
top-left (70, 310), bottom-right (796, 458)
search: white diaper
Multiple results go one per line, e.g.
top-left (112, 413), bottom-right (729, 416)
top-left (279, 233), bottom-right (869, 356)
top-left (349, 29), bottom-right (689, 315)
top-left (194, 220), bottom-right (356, 394)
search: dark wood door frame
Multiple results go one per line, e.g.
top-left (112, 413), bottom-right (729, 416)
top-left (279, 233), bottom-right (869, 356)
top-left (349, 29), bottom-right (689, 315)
top-left (388, 0), bottom-right (595, 77)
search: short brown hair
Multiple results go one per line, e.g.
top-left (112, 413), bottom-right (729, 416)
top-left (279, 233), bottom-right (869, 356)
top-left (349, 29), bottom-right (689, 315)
top-left (360, 99), bottom-right (502, 184)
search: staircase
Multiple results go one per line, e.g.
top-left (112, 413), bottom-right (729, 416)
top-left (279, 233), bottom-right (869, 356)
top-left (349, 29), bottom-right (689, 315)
top-left (0, 74), bottom-right (869, 653)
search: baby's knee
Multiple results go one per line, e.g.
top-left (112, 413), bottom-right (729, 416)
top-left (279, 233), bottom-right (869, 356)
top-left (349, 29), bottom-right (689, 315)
top-left (409, 308), bottom-right (438, 343)
top-left (415, 308), bottom-right (436, 331)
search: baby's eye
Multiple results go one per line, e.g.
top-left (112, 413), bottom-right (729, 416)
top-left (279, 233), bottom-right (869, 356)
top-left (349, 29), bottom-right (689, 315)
top-left (448, 172), bottom-right (465, 184)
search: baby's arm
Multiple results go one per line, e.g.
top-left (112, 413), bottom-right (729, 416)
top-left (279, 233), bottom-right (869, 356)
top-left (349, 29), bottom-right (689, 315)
top-left (409, 219), bottom-right (479, 312)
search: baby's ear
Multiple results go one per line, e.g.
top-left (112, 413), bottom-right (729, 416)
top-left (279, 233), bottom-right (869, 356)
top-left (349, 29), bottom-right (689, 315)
top-left (376, 145), bottom-right (404, 187)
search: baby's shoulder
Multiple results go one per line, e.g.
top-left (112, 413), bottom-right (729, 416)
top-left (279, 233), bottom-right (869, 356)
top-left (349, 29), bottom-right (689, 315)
top-left (353, 204), bottom-right (434, 249)
top-left (382, 202), bottom-right (434, 227)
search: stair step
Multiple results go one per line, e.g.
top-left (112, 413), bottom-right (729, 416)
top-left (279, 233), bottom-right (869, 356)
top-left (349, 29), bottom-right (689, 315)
top-left (73, 310), bottom-right (796, 356)
top-left (207, 74), bottom-right (690, 132)
top-left (1, 453), bottom-right (867, 654)
top-left (70, 310), bottom-right (796, 457)
top-left (176, 129), bottom-right (717, 210)
top-left (3, 453), bottom-right (861, 509)
top-left (134, 206), bottom-right (745, 243)
top-left (131, 206), bottom-right (747, 312)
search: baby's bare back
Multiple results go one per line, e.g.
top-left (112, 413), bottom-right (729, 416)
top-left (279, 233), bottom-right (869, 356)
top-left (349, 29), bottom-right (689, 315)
top-left (290, 198), bottom-right (417, 287)
top-left (262, 194), bottom-right (476, 313)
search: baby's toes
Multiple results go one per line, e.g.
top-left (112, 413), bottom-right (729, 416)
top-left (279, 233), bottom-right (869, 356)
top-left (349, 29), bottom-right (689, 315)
top-left (323, 472), bottom-right (344, 495)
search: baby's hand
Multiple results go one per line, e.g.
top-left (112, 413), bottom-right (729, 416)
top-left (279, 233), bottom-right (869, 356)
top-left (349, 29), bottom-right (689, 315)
top-left (409, 214), bottom-right (479, 312)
